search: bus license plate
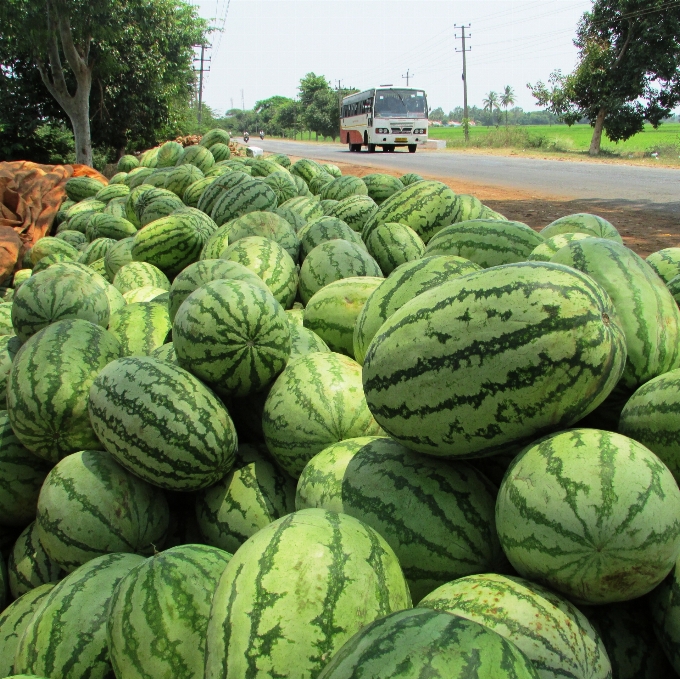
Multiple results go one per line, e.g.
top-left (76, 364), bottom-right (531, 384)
top-left (395, 137), bottom-right (407, 142)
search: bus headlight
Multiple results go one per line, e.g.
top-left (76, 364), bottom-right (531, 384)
top-left (375, 128), bottom-right (389, 134)
top-left (413, 128), bottom-right (426, 134)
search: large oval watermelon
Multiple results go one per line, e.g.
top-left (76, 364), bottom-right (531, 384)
top-left (8, 522), bottom-right (62, 598)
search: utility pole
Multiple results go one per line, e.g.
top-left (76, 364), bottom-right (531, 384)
top-left (193, 44), bottom-right (211, 124)
top-left (241, 89), bottom-right (245, 111)
top-left (454, 25), bottom-right (471, 142)
top-left (402, 69), bottom-right (414, 87)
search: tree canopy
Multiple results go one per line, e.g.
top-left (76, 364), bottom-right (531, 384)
top-left (528, 0), bottom-right (680, 155)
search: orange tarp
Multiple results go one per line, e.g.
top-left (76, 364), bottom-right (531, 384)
top-left (0, 161), bottom-right (107, 283)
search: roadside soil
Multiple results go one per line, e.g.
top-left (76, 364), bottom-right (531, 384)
top-left (323, 158), bottom-right (680, 258)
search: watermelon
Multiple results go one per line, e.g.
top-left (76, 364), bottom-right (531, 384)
top-left (173, 279), bottom-right (290, 396)
top-left (319, 198), bottom-right (340, 215)
top-left (291, 173), bottom-right (311, 196)
top-left (13, 553), bottom-right (145, 679)
top-left (668, 274), bottom-right (680, 305)
top-left (143, 170), bottom-right (176, 190)
top-left (156, 140), bottom-right (184, 168)
top-left (0, 303), bottom-right (13, 335)
top-left (303, 277), bottom-right (383, 357)
top-left (55, 230), bottom-right (88, 248)
top-left (647, 247), bottom-right (680, 284)
top-left (164, 163), bottom-right (204, 197)
top-left (362, 181), bottom-right (459, 244)
top-left (322, 163), bottom-right (342, 178)
top-left (107, 544), bottom-right (232, 679)
top-left (298, 216), bottom-right (366, 260)
top-left (319, 175), bottom-right (368, 201)
top-left (226, 210), bottom-right (300, 262)
top-left (290, 158), bottom-right (324, 183)
top-left (31, 252), bottom-right (74, 274)
top-left (308, 173), bottom-right (335, 196)
top-left (540, 213), bottom-right (623, 243)
top-left (452, 194), bottom-right (507, 223)
top-left (183, 176), bottom-right (217, 208)
top-left (264, 170), bottom-right (300, 205)
top-left (204, 508), bottom-right (411, 679)
top-left (117, 155), bottom-right (139, 172)
top-left (65, 197), bottom-right (106, 220)
top-left (36, 449), bottom-right (169, 572)
top-left (400, 172), bottom-right (423, 185)
top-left (104, 237), bottom-right (135, 280)
top-left (210, 179), bottom-right (277, 227)
top-left (361, 173), bottom-right (405, 204)
top-left (65, 176), bottom-right (106, 202)
top-left (497, 428), bottom-right (680, 604)
top-left (109, 301), bottom-right (171, 357)
top-left (86, 213), bottom-right (137, 241)
top-left (150, 342), bottom-right (177, 364)
top-left (88, 356), bottom-right (237, 490)
top-left (280, 196), bottom-right (324, 221)
top-left (299, 240), bottom-right (383, 305)
top-left (78, 237), bottom-right (116, 264)
top-left (124, 184), bottom-right (155, 227)
top-left (262, 352), bottom-right (384, 477)
top-left (168, 258), bottom-right (269, 322)
top-left (200, 129), bottom-right (231, 148)
top-left (619, 368), bottom-right (680, 482)
top-left (419, 573), bottom-right (611, 679)
top-left (94, 183), bottom-right (130, 203)
top-left (551, 237), bottom-right (680, 389)
top-left (0, 335), bottom-right (21, 399)
top-left (317, 608), bottom-right (540, 679)
top-left (267, 153), bottom-right (291, 168)
top-left (287, 307), bottom-right (304, 327)
top-left (8, 522), bottom-right (62, 598)
top-left (650, 558), bottom-right (680, 674)
top-left (251, 158), bottom-right (287, 177)
top-left (365, 221), bottom-right (425, 275)
top-left (7, 319), bottom-right (121, 462)
top-left (176, 145), bottom-right (215, 173)
top-left (362, 262), bottom-right (627, 457)
top-left (297, 437), bottom-right (504, 602)
top-left (196, 170), bottom-right (252, 216)
top-left (139, 147), bottom-right (160, 167)
top-left (290, 323), bottom-right (330, 358)
top-left (0, 583), bottom-right (55, 678)
top-left (122, 285), bottom-right (167, 304)
top-left (139, 192), bottom-right (184, 227)
top-left (200, 222), bottom-right (234, 260)
top-left (221, 235), bottom-right (298, 309)
top-left (527, 232), bottom-right (592, 261)
top-left (0, 411), bottom-right (51, 527)
top-left (109, 172), bottom-right (128, 185)
top-left (113, 261), bottom-right (170, 294)
top-left (126, 166), bottom-right (154, 189)
top-left (209, 142), bottom-right (231, 162)
top-left (274, 204), bottom-right (307, 232)
top-left (424, 219), bottom-right (544, 268)
top-left (30, 237), bottom-right (79, 265)
top-left (196, 443), bottom-right (296, 553)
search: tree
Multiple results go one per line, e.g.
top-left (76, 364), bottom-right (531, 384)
top-left (0, 0), bottom-right (207, 165)
top-left (528, 0), bottom-right (680, 155)
top-left (297, 73), bottom-right (351, 141)
top-left (429, 107), bottom-right (445, 122)
top-left (482, 91), bottom-right (500, 126)
top-left (500, 86), bottom-right (516, 127)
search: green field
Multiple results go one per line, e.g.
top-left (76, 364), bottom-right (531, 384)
top-left (428, 122), bottom-right (680, 158)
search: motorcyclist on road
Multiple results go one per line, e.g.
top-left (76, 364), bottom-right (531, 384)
top-left (259, 130), bottom-right (265, 140)
top-left (243, 131), bottom-right (250, 142)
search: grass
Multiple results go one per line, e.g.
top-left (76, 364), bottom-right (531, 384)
top-left (428, 123), bottom-right (680, 160)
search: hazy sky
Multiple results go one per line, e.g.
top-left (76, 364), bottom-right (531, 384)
top-left (192, 0), bottom-right (592, 115)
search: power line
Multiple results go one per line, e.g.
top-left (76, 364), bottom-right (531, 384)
top-left (193, 44), bottom-right (211, 123)
top-left (402, 69), bottom-right (414, 86)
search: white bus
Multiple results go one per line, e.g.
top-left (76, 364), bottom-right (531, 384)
top-left (340, 86), bottom-right (429, 153)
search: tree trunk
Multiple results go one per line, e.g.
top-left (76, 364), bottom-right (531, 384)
top-left (68, 83), bottom-right (93, 166)
top-left (589, 107), bottom-right (607, 156)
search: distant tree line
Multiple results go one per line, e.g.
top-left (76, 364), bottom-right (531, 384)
top-left (429, 106), bottom-right (565, 127)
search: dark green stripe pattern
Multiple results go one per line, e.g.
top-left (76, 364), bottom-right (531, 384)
top-left (540, 213), bottom-right (623, 244)
top-left (226, 211), bottom-right (300, 262)
top-left (109, 301), bottom-right (172, 358)
top-left (649, 560), bottom-right (680, 674)
top-left (326, 195), bottom-right (378, 232)
top-left (8, 522), bottom-right (62, 599)
top-left (364, 221), bottom-right (425, 275)
top-left (297, 217), bottom-right (366, 261)
top-left (203, 508), bottom-right (411, 679)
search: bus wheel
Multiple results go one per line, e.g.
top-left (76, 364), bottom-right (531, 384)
top-left (408, 144), bottom-right (417, 153)
top-left (367, 144), bottom-right (376, 153)
top-left (348, 142), bottom-right (353, 152)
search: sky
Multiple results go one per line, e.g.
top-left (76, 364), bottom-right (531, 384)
top-left (191, 0), bottom-right (593, 116)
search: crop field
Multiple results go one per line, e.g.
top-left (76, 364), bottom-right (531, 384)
top-left (428, 122), bottom-right (680, 157)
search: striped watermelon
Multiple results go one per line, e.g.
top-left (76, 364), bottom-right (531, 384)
top-left (452, 194), bottom-right (507, 223)
top-left (55, 230), bottom-right (88, 248)
top-left (647, 248), bottom-right (680, 284)
top-left (262, 352), bottom-right (384, 477)
top-left (205, 165), bottom-right (232, 179)
top-left (297, 437), bottom-right (504, 602)
top-left (126, 167), bottom-right (155, 189)
top-left (107, 544), bottom-right (232, 679)
top-left (118, 155), bottom-right (139, 172)
top-left (88, 257), bottom-right (110, 281)
top-left (362, 262), bottom-right (627, 457)
top-left (291, 173), bottom-right (311, 196)
top-left (424, 219), bottom-right (544, 268)
top-left (66, 206), bottom-right (106, 235)
top-left (275, 204), bottom-right (308, 233)
top-left (86, 213), bottom-right (137, 241)
top-left (88, 356), bottom-right (237, 490)
top-left (303, 277), bottom-right (384, 357)
top-left (619, 368), bottom-right (680, 481)
top-left (173, 279), bottom-right (291, 396)
top-left (204, 508), bottom-right (411, 679)
top-left (176, 145), bottom-right (215, 173)
top-left (31, 252), bottom-right (75, 274)
top-left (150, 342), bottom-right (177, 364)
top-left (221, 236), bottom-right (298, 309)
top-left (251, 158), bottom-right (287, 177)
top-left (0, 303), bottom-right (13, 335)
top-left (668, 274), bottom-right (680, 305)
top-left (139, 146), bottom-right (160, 167)
top-left (317, 608), bottom-right (540, 679)
top-left (139, 192), bottom-right (184, 227)
top-left (527, 232), bottom-right (592, 261)
top-left (209, 142), bottom-right (231, 162)
top-left (400, 172), bottom-right (423, 185)
top-left (8, 522), bottom-right (62, 598)
top-left (286, 307), bottom-right (304, 327)
top-left (113, 261), bottom-right (170, 294)
top-left (299, 240), bottom-right (383, 305)
top-left (365, 221), bottom-right (425, 275)
top-left (0, 583), bottom-right (55, 678)
top-left (267, 153), bottom-right (291, 168)
top-left (290, 323), bottom-right (330, 358)
top-left (308, 173), bottom-right (335, 196)
top-left (322, 163), bottom-right (342, 178)
top-left (200, 222), bottom-right (234, 260)
top-left (78, 237), bottom-right (116, 265)
top-left (30, 237), bottom-right (79, 264)
top-left (36, 449), bottom-right (169, 572)
top-left (362, 181), bottom-right (460, 244)
top-left (0, 411), bottom-right (51, 527)
top-left (168, 259), bottom-right (269, 321)
top-left (280, 196), bottom-right (324, 221)
top-left (65, 176), bottom-right (106, 202)
top-left (122, 286), bottom-right (168, 304)
top-left (0, 335), bottom-right (21, 400)
top-left (13, 552), bottom-right (145, 679)
top-left (104, 196), bottom-right (131, 219)
top-left (183, 176), bottom-right (217, 208)
top-left (109, 301), bottom-right (172, 357)
top-left (94, 183), bottom-right (130, 203)
top-left (196, 171), bottom-right (251, 215)
top-left (497, 428), bottom-right (680, 604)
top-left (124, 184), bottom-right (155, 227)
top-left (104, 237), bottom-right (135, 280)
top-left (210, 179), bottom-right (277, 227)
top-left (226, 210), bottom-right (300, 262)
top-left (551, 238), bottom-right (680, 389)
top-left (157, 141), bottom-right (184, 168)
top-left (361, 173), bottom-right (405, 204)
top-left (290, 158), bottom-right (324, 184)
top-left (144, 169), bottom-right (176, 189)
top-left (196, 443), bottom-right (296, 553)
top-left (319, 198), bottom-right (340, 215)
top-left (298, 216), bottom-right (366, 260)
top-left (649, 559), bottom-right (680, 674)
top-left (319, 175), bottom-right (368, 201)
top-left (200, 129), bottom-right (231, 148)
top-left (7, 319), bottom-right (122, 463)
top-left (540, 213), bottom-right (623, 243)
top-left (164, 164), bottom-right (204, 197)
top-left (419, 573), bottom-right (612, 679)
top-left (264, 170), bottom-right (299, 205)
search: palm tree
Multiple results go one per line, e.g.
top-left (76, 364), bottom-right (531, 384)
top-left (500, 86), bottom-right (516, 127)
top-left (482, 91), bottom-right (499, 126)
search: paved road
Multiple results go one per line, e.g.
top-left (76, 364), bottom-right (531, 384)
top-left (244, 138), bottom-right (680, 215)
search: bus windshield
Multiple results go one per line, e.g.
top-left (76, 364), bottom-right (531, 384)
top-left (374, 90), bottom-right (427, 118)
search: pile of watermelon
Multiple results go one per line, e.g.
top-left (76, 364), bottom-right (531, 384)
top-left (3, 127), bottom-right (680, 679)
